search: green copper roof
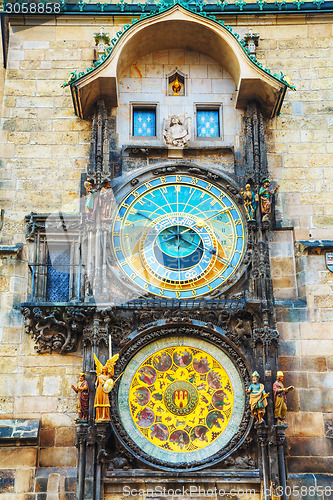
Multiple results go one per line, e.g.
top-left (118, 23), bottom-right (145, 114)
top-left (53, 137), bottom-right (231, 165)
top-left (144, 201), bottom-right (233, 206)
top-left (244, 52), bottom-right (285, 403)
top-left (62, 1), bottom-right (296, 90)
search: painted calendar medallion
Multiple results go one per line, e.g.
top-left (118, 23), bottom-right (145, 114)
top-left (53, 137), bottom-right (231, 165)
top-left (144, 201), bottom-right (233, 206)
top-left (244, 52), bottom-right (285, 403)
top-left (112, 175), bottom-right (246, 299)
top-left (118, 337), bottom-right (245, 467)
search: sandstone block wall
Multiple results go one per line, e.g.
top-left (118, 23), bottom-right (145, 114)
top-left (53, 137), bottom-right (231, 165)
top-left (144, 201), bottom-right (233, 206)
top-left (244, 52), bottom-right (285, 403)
top-left (251, 18), bottom-right (333, 473)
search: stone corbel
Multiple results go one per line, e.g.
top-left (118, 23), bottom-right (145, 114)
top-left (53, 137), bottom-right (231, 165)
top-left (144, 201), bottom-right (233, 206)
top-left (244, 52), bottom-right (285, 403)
top-left (21, 304), bottom-right (95, 354)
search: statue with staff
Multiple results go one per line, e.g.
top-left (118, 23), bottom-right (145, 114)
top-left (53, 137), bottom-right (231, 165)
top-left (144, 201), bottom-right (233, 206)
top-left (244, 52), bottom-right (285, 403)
top-left (246, 371), bottom-right (269, 424)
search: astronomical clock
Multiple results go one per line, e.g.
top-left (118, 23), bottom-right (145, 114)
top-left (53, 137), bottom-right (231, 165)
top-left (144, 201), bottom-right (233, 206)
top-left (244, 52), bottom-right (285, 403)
top-left (111, 173), bottom-right (246, 299)
top-left (106, 165), bottom-right (256, 472)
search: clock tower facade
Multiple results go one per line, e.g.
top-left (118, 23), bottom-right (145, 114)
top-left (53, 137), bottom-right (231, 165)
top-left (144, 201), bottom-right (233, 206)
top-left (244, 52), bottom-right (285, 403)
top-left (53, 7), bottom-right (287, 497)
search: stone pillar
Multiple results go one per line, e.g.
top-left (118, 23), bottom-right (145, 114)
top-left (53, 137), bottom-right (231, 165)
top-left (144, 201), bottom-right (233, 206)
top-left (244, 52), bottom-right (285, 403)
top-left (257, 422), bottom-right (270, 500)
top-left (275, 424), bottom-right (288, 500)
top-left (75, 424), bottom-right (89, 500)
top-left (95, 424), bottom-right (109, 500)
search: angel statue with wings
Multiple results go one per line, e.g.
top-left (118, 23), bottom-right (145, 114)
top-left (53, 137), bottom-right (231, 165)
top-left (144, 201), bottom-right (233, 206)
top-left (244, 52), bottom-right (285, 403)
top-left (163, 115), bottom-right (191, 149)
top-left (94, 353), bottom-right (119, 422)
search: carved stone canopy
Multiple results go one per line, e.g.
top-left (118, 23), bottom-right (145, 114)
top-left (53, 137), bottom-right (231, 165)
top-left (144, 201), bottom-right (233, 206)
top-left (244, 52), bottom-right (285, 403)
top-left (69, 5), bottom-right (288, 119)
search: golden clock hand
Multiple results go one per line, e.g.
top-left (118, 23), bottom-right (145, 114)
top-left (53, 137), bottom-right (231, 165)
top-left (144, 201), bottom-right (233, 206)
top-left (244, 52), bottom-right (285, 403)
top-left (179, 227), bottom-right (194, 236)
top-left (198, 207), bottom-right (231, 224)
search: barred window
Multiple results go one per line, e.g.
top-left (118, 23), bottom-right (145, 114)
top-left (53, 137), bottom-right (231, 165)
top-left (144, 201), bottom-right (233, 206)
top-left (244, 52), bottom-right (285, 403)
top-left (26, 214), bottom-right (83, 304)
top-left (46, 248), bottom-right (70, 302)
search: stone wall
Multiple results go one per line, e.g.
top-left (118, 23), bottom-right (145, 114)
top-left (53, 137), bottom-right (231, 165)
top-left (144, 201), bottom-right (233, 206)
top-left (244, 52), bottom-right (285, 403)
top-left (252, 18), bottom-right (333, 475)
top-left (0, 20), bottom-right (94, 498)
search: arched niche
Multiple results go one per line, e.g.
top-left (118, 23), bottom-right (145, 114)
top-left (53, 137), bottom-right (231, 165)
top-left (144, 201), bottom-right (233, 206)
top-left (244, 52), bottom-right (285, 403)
top-left (117, 48), bottom-right (241, 148)
top-left (70, 5), bottom-right (288, 119)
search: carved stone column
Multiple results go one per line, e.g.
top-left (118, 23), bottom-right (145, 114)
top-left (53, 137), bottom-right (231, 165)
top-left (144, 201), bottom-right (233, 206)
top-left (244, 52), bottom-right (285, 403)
top-left (95, 424), bottom-right (110, 500)
top-left (257, 422), bottom-right (269, 500)
top-left (75, 424), bottom-right (89, 500)
top-left (275, 424), bottom-right (288, 500)
top-left (244, 100), bottom-right (283, 498)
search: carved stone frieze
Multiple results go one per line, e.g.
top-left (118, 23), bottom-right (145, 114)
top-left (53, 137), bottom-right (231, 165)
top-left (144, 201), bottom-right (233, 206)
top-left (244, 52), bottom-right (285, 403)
top-left (223, 454), bottom-right (255, 469)
top-left (107, 440), bottom-right (135, 471)
top-left (252, 328), bottom-right (279, 346)
top-left (21, 302), bottom-right (256, 355)
top-left (152, 166), bottom-right (178, 175)
top-left (99, 308), bottom-right (134, 347)
top-left (127, 148), bottom-right (150, 156)
top-left (21, 305), bottom-right (95, 353)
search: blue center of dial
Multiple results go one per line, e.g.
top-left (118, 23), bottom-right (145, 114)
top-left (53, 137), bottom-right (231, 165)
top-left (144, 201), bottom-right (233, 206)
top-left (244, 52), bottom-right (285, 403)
top-left (155, 225), bottom-right (203, 270)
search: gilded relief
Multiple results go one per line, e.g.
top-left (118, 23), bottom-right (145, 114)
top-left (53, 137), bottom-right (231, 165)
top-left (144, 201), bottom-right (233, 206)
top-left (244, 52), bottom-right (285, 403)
top-left (128, 346), bottom-right (234, 453)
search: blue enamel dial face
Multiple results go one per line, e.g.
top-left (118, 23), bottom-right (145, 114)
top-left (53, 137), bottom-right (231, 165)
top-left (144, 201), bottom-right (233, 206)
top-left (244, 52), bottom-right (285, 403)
top-left (112, 175), bottom-right (246, 299)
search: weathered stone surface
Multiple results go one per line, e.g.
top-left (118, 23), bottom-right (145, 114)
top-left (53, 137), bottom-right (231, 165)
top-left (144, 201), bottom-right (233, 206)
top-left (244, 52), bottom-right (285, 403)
top-left (0, 470), bottom-right (15, 493)
top-left (299, 389), bottom-right (333, 413)
top-left (0, 448), bottom-right (37, 468)
top-left (42, 376), bottom-right (62, 397)
top-left (54, 427), bottom-right (75, 447)
top-left (39, 447), bottom-right (76, 468)
top-left (40, 428), bottom-right (55, 448)
top-left (14, 397), bottom-right (58, 416)
top-left (300, 356), bottom-right (327, 372)
top-left (287, 456), bottom-right (333, 475)
top-left (288, 437), bottom-right (333, 457)
top-left (15, 468), bottom-right (34, 494)
top-left (41, 414), bottom-right (73, 428)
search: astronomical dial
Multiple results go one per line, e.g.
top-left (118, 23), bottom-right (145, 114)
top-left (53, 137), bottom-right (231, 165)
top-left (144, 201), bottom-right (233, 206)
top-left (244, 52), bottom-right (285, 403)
top-left (111, 175), bottom-right (246, 299)
top-left (117, 335), bottom-right (246, 468)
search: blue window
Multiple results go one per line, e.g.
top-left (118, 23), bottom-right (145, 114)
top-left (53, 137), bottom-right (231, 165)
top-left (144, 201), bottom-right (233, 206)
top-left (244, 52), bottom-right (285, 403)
top-left (197, 109), bottom-right (220, 138)
top-left (133, 107), bottom-right (156, 137)
top-left (46, 248), bottom-right (70, 302)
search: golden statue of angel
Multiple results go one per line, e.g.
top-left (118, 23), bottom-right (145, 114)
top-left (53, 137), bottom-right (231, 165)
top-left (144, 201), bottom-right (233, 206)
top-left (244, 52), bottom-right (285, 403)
top-left (93, 353), bottom-right (119, 422)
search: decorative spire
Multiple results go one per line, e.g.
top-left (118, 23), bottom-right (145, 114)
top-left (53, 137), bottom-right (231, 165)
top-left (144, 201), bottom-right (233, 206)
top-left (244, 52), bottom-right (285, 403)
top-left (93, 26), bottom-right (111, 61)
top-left (243, 28), bottom-right (260, 57)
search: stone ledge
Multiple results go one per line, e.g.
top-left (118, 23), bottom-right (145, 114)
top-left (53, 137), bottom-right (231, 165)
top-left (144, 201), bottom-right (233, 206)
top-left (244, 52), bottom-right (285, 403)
top-left (0, 244), bottom-right (23, 256)
top-left (104, 469), bottom-right (260, 481)
top-left (0, 419), bottom-right (40, 445)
